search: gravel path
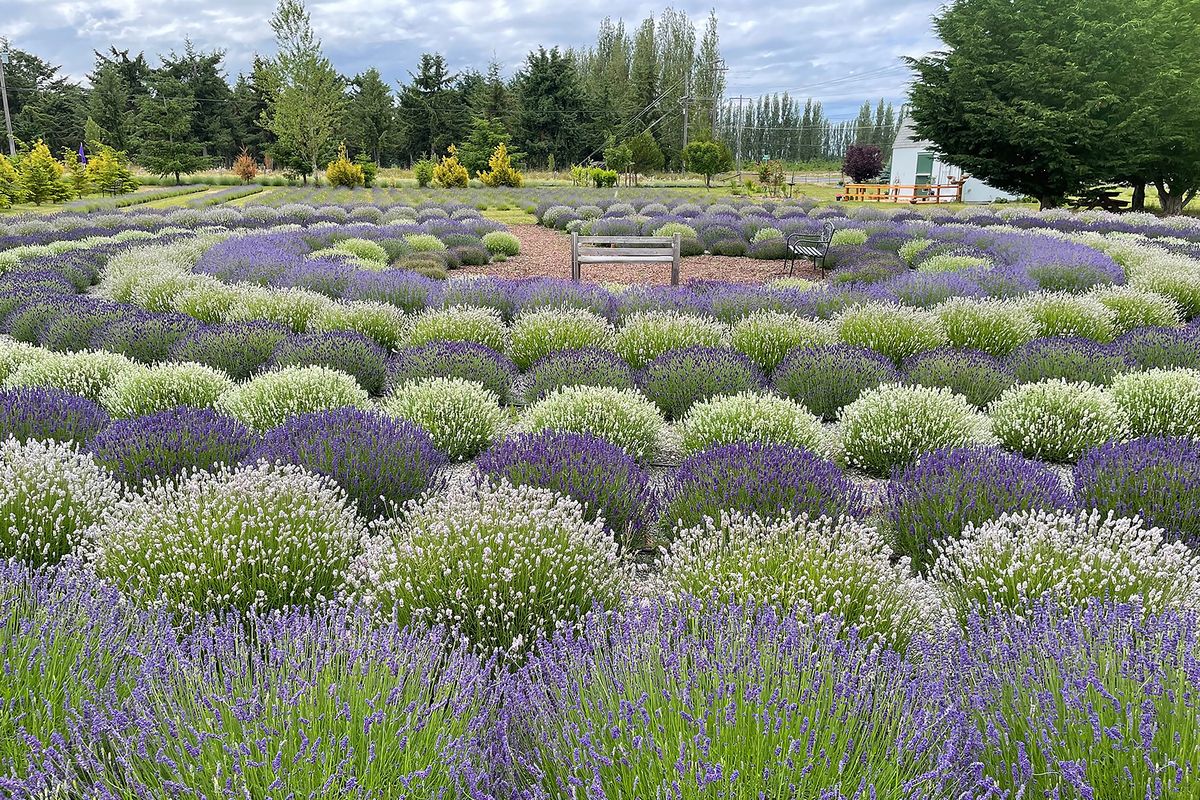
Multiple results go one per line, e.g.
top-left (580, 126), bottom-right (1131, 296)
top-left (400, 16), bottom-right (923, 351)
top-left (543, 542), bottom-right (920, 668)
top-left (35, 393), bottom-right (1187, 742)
top-left (459, 224), bottom-right (824, 285)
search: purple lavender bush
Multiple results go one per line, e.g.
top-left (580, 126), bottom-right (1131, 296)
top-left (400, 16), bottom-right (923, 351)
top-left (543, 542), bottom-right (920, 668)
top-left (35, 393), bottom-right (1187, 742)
top-left (390, 340), bottom-right (517, 403)
top-left (0, 387), bottom-right (109, 444)
top-left (523, 347), bottom-right (635, 403)
top-left (36, 300), bottom-right (125, 353)
top-left (884, 446), bottom-right (1072, 571)
top-left (271, 331), bottom-right (390, 396)
top-left (1074, 436), bottom-right (1200, 543)
top-left (637, 345), bottom-right (765, 420)
top-left (168, 321), bottom-right (292, 380)
top-left (346, 269), bottom-right (441, 313)
top-left (246, 407), bottom-right (445, 518)
top-left (1118, 325), bottom-right (1200, 370)
top-left (773, 344), bottom-right (900, 420)
top-left (506, 599), bottom-right (973, 800)
top-left (903, 348), bottom-right (1015, 407)
top-left (91, 312), bottom-right (200, 363)
top-left (1006, 336), bottom-right (1132, 385)
top-left (926, 600), bottom-right (1199, 800)
top-left (476, 430), bottom-right (655, 547)
top-left (90, 406), bottom-right (257, 486)
top-left (659, 442), bottom-right (864, 540)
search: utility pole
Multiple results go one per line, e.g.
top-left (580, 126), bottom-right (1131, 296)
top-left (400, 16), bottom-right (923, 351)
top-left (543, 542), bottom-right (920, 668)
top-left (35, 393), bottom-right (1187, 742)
top-left (711, 59), bottom-right (728, 136)
top-left (0, 39), bottom-right (15, 158)
top-left (679, 73), bottom-right (690, 175)
top-left (732, 95), bottom-right (750, 181)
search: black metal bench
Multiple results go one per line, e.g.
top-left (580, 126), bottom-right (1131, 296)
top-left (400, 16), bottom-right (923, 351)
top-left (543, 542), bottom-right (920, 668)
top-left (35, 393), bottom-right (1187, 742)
top-left (785, 221), bottom-right (835, 276)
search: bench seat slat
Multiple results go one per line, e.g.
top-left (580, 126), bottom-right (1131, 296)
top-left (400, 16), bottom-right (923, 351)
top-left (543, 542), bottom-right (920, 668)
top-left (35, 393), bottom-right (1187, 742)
top-left (578, 255), bottom-right (676, 263)
top-left (578, 236), bottom-right (675, 245)
top-left (578, 247), bottom-right (676, 257)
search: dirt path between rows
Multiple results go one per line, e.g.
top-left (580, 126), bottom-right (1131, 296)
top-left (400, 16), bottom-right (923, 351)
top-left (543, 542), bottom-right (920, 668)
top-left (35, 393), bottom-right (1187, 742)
top-left (459, 224), bottom-right (823, 285)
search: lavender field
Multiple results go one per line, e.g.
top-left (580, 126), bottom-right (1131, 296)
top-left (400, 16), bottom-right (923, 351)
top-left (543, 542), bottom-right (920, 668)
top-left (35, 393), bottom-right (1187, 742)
top-left (1, 194), bottom-right (1199, 798)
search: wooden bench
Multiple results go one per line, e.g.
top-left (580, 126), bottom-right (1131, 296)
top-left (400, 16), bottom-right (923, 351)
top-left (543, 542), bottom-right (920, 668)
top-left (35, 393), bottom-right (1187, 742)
top-left (571, 233), bottom-right (681, 285)
top-left (785, 221), bottom-right (835, 276)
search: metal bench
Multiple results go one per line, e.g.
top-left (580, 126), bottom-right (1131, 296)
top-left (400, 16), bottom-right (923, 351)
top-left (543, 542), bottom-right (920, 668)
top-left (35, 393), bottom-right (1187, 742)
top-left (571, 233), bottom-right (682, 285)
top-left (785, 221), bottom-right (835, 276)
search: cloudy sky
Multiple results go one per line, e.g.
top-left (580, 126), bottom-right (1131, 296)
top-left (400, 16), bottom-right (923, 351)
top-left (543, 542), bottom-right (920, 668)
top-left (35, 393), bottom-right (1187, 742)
top-left (4, 0), bottom-right (944, 116)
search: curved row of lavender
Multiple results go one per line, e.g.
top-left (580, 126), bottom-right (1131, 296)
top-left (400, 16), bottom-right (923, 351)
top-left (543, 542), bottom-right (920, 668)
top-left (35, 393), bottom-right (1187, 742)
top-left (3, 561), bottom-right (1196, 799)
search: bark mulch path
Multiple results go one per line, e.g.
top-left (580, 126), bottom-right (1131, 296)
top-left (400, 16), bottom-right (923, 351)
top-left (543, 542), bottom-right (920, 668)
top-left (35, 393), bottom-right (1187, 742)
top-left (459, 224), bottom-right (824, 285)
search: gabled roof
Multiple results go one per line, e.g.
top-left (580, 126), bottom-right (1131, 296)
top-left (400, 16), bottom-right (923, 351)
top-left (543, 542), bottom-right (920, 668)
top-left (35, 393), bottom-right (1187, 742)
top-left (892, 118), bottom-right (932, 150)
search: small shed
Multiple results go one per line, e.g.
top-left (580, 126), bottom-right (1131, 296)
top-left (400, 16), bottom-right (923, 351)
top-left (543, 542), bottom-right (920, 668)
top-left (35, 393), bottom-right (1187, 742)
top-left (888, 119), bottom-right (1019, 203)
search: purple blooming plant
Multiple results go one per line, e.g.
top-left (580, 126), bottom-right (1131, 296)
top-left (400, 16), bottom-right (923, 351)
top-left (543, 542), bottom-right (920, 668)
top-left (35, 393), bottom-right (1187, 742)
top-left (168, 321), bottom-right (292, 380)
top-left (924, 600), bottom-right (1200, 800)
top-left (271, 258), bottom-right (357, 298)
top-left (659, 442), bottom-right (865, 540)
top-left (509, 278), bottom-right (615, 320)
top-left (883, 271), bottom-right (986, 308)
top-left (884, 446), bottom-right (1072, 571)
top-left (37, 299), bottom-right (127, 353)
top-left (774, 344), bottom-right (900, 420)
top-left (476, 430), bottom-right (655, 547)
top-left (346, 269), bottom-right (442, 313)
top-left (0, 388), bottom-right (110, 445)
top-left (90, 406), bottom-right (257, 486)
top-left (1073, 436), bottom-right (1200, 543)
top-left (390, 341), bottom-right (517, 403)
top-left (904, 348), bottom-right (1015, 407)
top-left (271, 331), bottom-right (390, 396)
top-left (1006, 336), bottom-right (1132, 385)
top-left (0, 269), bottom-right (78, 296)
top-left (523, 347), bottom-right (635, 404)
top-left (440, 276), bottom-right (516, 319)
top-left (505, 597), bottom-right (976, 800)
top-left (247, 407), bottom-right (445, 518)
top-left (91, 312), bottom-right (201, 364)
top-left (1, 296), bottom-right (77, 344)
top-left (613, 285), bottom-right (713, 320)
top-left (1118, 325), bottom-right (1200, 370)
top-left (637, 345), bottom-right (765, 420)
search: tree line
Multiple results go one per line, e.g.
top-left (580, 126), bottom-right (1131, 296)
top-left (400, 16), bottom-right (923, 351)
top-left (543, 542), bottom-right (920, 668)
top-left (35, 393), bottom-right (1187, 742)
top-left (716, 96), bottom-right (901, 166)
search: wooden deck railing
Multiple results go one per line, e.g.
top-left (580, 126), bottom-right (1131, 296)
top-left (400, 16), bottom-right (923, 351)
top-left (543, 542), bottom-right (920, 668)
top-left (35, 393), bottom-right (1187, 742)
top-left (838, 183), bottom-right (965, 204)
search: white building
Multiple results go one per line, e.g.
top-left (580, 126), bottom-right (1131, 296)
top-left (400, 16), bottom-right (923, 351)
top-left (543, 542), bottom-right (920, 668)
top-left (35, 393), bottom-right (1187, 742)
top-left (888, 119), bottom-right (1019, 203)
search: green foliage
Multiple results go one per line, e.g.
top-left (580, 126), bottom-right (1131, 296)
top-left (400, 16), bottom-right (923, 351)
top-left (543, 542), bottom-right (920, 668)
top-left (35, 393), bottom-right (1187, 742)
top-left (215, 366), bottom-right (370, 431)
top-left (325, 142), bottom-right (365, 187)
top-left (457, 117), bottom-right (518, 176)
top-left (413, 158), bottom-right (435, 187)
top-left (590, 168), bottom-right (618, 188)
top-left (509, 308), bottom-right (612, 370)
top-left (681, 139), bottom-right (733, 187)
top-left (478, 143), bottom-right (523, 187)
top-left (481, 231), bottom-right (520, 257)
top-left (382, 377), bottom-right (505, 460)
top-left (86, 145), bottom-right (138, 196)
top-left (0, 155), bottom-right (27, 208)
top-left (60, 148), bottom-right (92, 198)
top-left (603, 136), bottom-right (633, 175)
top-left (18, 139), bottom-right (70, 204)
top-left (625, 130), bottom-right (664, 178)
top-left (433, 145), bottom-right (469, 188)
top-left (521, 385), bottom-right (665, 462)
top-left (988, 380), bottom-right (1128, 462)
top-left (134, 76), bottom-right (210, 184)
top-left (353, 153), bottom-right (377, 186)
top-left (679, 393), bottom-right (827, 457)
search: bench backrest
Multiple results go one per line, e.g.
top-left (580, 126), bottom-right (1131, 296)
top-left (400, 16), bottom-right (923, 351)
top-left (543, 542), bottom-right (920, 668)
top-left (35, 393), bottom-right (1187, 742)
top-left (787, 220), bottom-right (836, 246)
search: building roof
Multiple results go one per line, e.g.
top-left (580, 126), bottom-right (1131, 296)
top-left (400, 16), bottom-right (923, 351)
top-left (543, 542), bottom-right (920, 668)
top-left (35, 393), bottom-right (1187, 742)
top-left (892, 118), bottom-right (931, 150)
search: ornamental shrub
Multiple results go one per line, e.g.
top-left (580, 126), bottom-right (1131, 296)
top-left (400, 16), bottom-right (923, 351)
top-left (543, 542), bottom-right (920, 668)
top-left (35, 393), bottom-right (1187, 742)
top-left (836, 303), bottom-right (947, 366)
top-left (678, 392), bottom-right (825, 457)
top-left (351, 479), bottom-right (625, 654)
top-left (937, 297), bottom-right (1040, 357)
top-left (91, 313), bottom-right (199, 363)
top-left (168, 321), bottom-right (291, 380)
top-left (638, 347), bottom-right (765, 420)
top-left (409, 305), bottom-right (507, 352)
top-left (903, 348), bottom-right (1014, 407)
top-left (3, 350), bottom-right (137, 403)
top-left (1109, 368), bottom-right (1200, 438)
top-left (329, 237), bottom-right (388, 264)
top-left (225, 287), bottom-right (331, 333)
top-left (661, 514), bottom-right (943, 647)
top-left (523, 347), bottom-right (635, 403)
top-left (90, 407), bottom-right (256, 486)
top-left (413, 159), bottom-right (435, 187)
top-left (773, 345), bottom-right (899, 420)
top-left (1006, 337), bottom-right (1131, 385)
top-left (1090, 286), bottom-right (1183, 335)
top-left (270, 331), bottom-right (390, 396)
top-left (659, 443), bottom-right (863, 539)
top-left (509, 307), bottom-right (613, 370)
top-left (403, 233), bottom-right (448, 253)
top-left (98, 362), bottom-right (234, 418)
top-left (989, 379), bottom-right (1127, 462)
top-left (651, 222), bottom-right (698, 239)
top-left (307, 300), bottom-right (410, 350)
top-left (1118, 326), bottom-right (1200, 370)
top-left (432, 146), bottom-right (469, 188)
top-left (476, 430), bottom-right (655, 547)
top-left (0, 438), bottom-right (120, 566)
top-left (216, 366), bottom-right (369, 432)
top-left (86, 462), bottom-right (364, 617)
top-left (883, 446), bottom-right (1071, 571)
top-left (1023, 292), bottom-right (1118, 342)
top-left (840, 384), bottom-right (988, 476)
top-left (917, 253), bottom-right (993, 272)
top-left (481, 231), bottom-right (520, 257)
top-left (246, 408), bottom-right (444, 518)
top-left (382, 377), bottom-right (505, 460)
top-left (730, 310), bottom-right (834, 373)
top-left (928, 510), bottom-right (1200, 617)
top-left (1074, 437), bottom-right (1200, 543)
top-left (520, 385), bottom-right (664, 462)
top-left (613, 310), bottom-right (727, 370)
top-left (0, 387), bottom-right (109, 444)
top-left (325, 143), bottom-right (365, 187)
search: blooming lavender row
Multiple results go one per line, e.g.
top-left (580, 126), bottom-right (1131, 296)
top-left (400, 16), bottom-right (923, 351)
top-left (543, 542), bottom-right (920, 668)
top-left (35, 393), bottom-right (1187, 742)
top-left (3, 557), bottom-right (1197, 800)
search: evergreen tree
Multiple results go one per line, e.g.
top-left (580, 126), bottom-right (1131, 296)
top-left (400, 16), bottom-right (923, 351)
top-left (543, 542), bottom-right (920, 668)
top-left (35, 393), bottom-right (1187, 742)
top-left (457, 117), bottom-right (518, 176)
top-left (513, 48), bottom-right (590, 168)
top-left (230, 67), bottom-right (275, 160)
top-left (18, 140), bottom-right (69, 204)
top-left (397, 53), bottom-right (466, 162)
top-left (345, 67), bottom-right (395, 164)
top-left (134, 75), bottom-right (209, 184)
top-left (160, 42), bottom-right (236, 164)
top-left (87, 65), bottom-right (131, 152)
